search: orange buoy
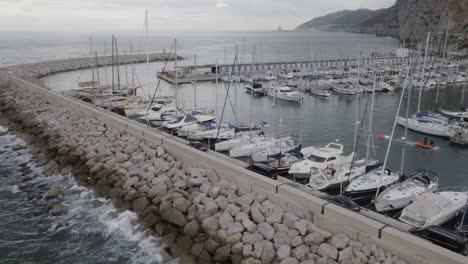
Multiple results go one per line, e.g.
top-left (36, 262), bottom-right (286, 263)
top-left (378, 134), bottom-right (385, 139)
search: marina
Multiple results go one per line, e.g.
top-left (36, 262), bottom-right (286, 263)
top-left (40, 32), bottom-right (468, 260)
top-left (1, 0), bottom-right (468, 263)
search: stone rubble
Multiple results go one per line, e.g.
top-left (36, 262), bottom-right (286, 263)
top-left (0, 62), bottom-right (408, 264)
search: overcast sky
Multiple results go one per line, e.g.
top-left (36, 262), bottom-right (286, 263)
top-left (0, 0), bottom-right (395, 32)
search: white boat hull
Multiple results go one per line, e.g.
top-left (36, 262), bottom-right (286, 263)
top-left (396, 117), bottom-right (449, 137)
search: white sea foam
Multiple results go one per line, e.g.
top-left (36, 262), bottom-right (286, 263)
top-left (10, 185), bottom-right (20, 193)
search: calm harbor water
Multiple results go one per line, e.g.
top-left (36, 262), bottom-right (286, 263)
top-left (1, 30), bottom-right (467, 262)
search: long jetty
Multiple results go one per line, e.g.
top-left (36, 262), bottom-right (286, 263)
top-left (158, 56), bottom-right (409, 84)
top-left (0, 56), bottom-right (467, 264)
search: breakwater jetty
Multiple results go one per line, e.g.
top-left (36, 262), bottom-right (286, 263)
top-left (5, 52), bottom-right (181, 78)
top-left (0, 57), bottom-right (466, 264)
top-left (157, 56), bottom-right (408, 84)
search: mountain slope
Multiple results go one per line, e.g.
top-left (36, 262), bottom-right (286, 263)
top-left (296, 9), bottom-right (385, 31)
top-left (361, 0), bottom-right (468, 41)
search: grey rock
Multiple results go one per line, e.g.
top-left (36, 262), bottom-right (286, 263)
top-left (292, 244), bottom-right (310, 261)
top-left (236, 193), bottom-right (254, 207)
top-left (213, 245), bottom-right (231, 262)
top-left (242, 232), bottom-right (264, 244)
top-left (204, 239), bottom-right (220, 254)
top-left (173, 197), bottom-right (190, 213)
top-left (317, 243), bottom-right (338, 260)
top-left (231, 242), bottom-right (243, 255)
top-left (235, 211), bottom-right (250, 222)
top-left (208, 186), bottom-right (221, 198)
top-left (252, 240), bottom-right (268, 259)
top-left (251, 207), bottom-right (265, 224)
top-left (282, 213), bottom-right (298, 229)
top-left (226, 204), bottom-right (241, 216)
top-left (273, 231), bottom-right (290, 248)
top-left (45, 186), bottom-right (62, 199)
top-left (291, 235), bottom-right (304, 247)
top-left (277, 244), bottom-right (291, 260)
top-left (338, 247), bottom-right (354, 261)
top-left (131, 196), bottom-right (149, 215)
top-left (191, 243), bottom-right (204, 257)
top-left (279, 257), bottom-right (300, 264)
top-left (242, 218), bottom-right (257, 233)
top-left (219, 210), bottom-right (235, 230)
top-left (304, 232), bottom-right (324, 246)
top-left (242, 257), bottom-right (261, 264)
top-left (242, 244), bottom-right (253, 257)
top-left (257, 222), bottom-right (275, 240)
top-left (198, 249), bottom-right (211, 263)
top-left (201, 216), bottom-right (219, 232)
top-left (227, 222), bottom-right (245, 236)
top-left (183, 220), bottom-right (199, 237)
top-left (273, 223), bottom-right (289, 233)
top-left (294, 220), bottom-right (308, 236)
top-left (51, 203), bottom-right (65, 215)
top-left (190, 168), bottom-right (206, 178)
top-left (161, 208), bottom-right (187, 227)
top-left (329, 234), bottom-right (350, 250)
top-left (261, 242), bottom-right (276, 264)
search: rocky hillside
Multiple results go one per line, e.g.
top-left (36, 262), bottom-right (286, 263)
top-left (361, 0), bottom-right (468, 41)
top-left (296, 9), bottom-right (384, 32)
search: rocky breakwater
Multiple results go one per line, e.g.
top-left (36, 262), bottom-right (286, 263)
top-left (4, 52), bottom-right (182, 79)
top-left (0, 76), bottom-right (408, 263)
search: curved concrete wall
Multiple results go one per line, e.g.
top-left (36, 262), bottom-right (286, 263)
top-left (11, 75), bottom-right (468, 264)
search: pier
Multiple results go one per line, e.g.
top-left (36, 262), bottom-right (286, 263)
top-left (1, 57), bottom-right (467, 264)
top-left (157, 56), bottom-right (409, 84)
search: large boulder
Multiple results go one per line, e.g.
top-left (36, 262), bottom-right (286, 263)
top-left (317, 243), bottom-right (338, 260)
top-left (161, 208), bottom-right (187, 227)
top-left (131, 196), bottom-right (149, 215)
top-left (257, 222), bottom-right (275, 240)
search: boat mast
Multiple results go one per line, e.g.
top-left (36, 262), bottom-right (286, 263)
top-left (400, 71), bottom-right (412, 175)
top-left (115, 37), bottom-right (121, 91)
top-left (443, 15), bottom-right (451, 58)
top-left (249, 43), bottom-right (255, 141)
top-left (111, 35), bottom-right (115, 95)
top-left (145, 10), bottom-right (150, 99)
top-left (365, 74), bottom-right (376, 164)
top-left (417, 32), bottom-right (431, 113)
top-left (193, 53), bottom-right (197, 111)
top-left (89, 34), bottom-right (95, 87)
top-left (215, 59), bottom-right (219, 117)
top-left (131, 43), bottom-right (135, 90)
top-left (94, 51), bottom-right (100, 85)
top-left (174, 39), bottom-right (179, 115)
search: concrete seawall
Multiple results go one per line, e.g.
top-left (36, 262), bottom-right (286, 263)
top-left (0, 58), bottom-right (467, 264)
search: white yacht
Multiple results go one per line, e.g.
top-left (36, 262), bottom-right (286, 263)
top-left (163, 112), bottom-right (216, 130)
top-left (307, 160), bottom-right (369, 192)
top-left (250, 140), bottom-right (297, 163)
top-left (288, 143), bottom-right (352, 179)
top-left (344, 168), bottom-right (400, 202)
top-left (332, 82), bottom-right (357, 95)
top-left (396, 117), bottom-right (449, 137)
top-left (267, 86), bottom-right (303, 102)
top-left (278, 70), bottom-right (294, 79)
top-left (374, 170), bottom-right (439, 212)
top-left (245, 82), bottom-right (267, 96)
top-left (310, 88), bottom-right (331, 97)
top-left (440, 108), bottom-right (468, 120)
top-left (215, 136), bottom-right (269, 152)
top-left (400, 191), bottom-right (468, 228)
top-left (229, 137), bottom-right (291, 158)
